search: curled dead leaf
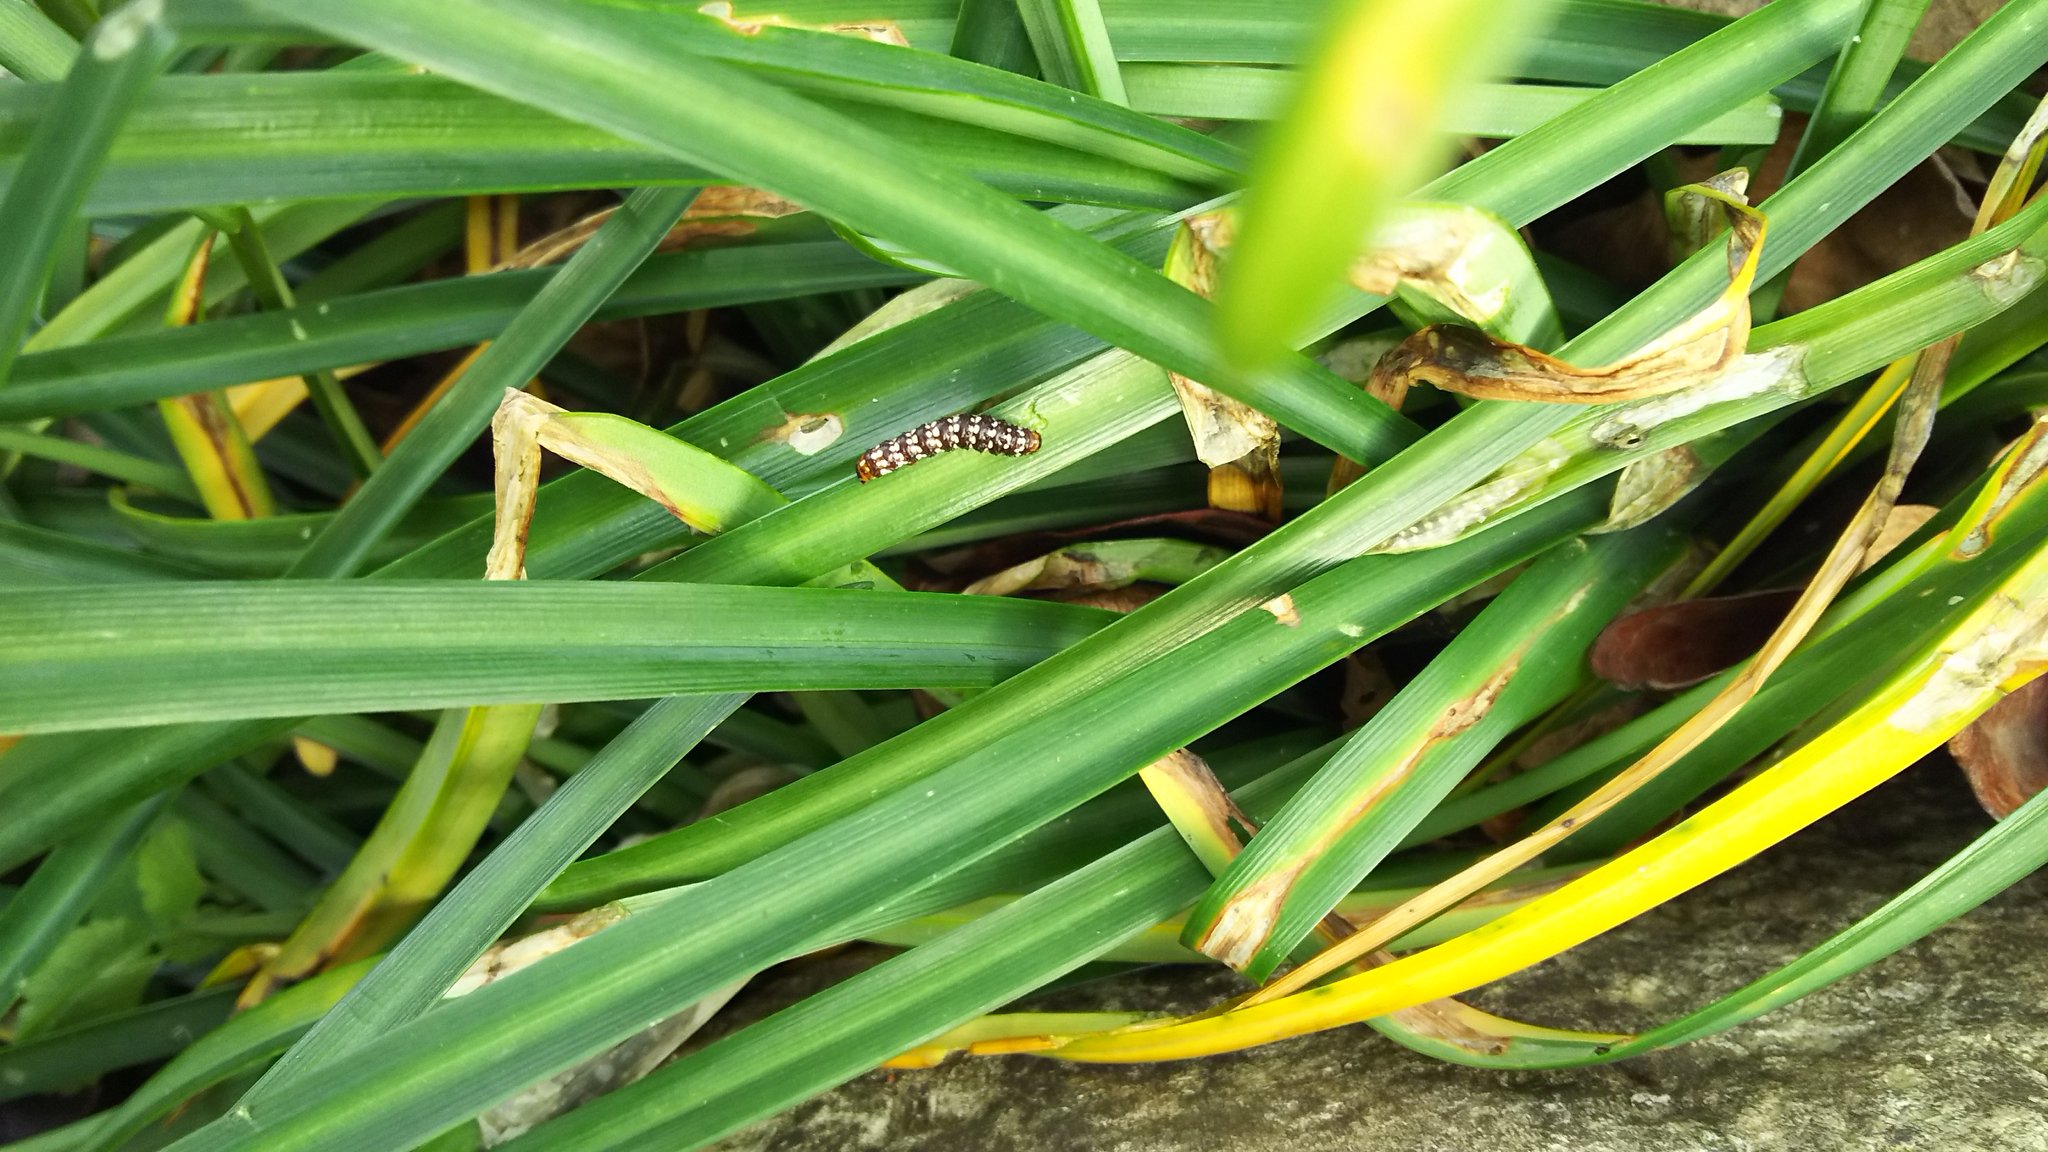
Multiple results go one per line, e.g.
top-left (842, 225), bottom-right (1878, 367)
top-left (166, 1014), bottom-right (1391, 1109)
top-left (1165, 214), bottom-right (1285, 480)
top-left (1370, 181), bottom-right (1765, 405)
top-left (1947, 676), bottom-right (2048, 819)
top-left (964, 549), bottom-right (1121, 598)
top-left (1589, 587), bottom-right (1799, 691)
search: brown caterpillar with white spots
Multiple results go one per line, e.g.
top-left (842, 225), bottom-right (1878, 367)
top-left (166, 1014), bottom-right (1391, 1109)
top-left (855, 413), bottom-right (1041, 483)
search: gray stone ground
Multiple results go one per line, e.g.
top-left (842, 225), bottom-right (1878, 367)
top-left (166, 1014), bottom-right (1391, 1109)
top-left (706, 763), bottom-right (2048, 1151)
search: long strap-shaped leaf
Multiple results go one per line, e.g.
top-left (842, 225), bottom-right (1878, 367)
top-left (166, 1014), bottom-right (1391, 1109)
top-left (0, 582), bottom-right (1113, 733)
top-left (0, 73), bottom-right (1222, 217)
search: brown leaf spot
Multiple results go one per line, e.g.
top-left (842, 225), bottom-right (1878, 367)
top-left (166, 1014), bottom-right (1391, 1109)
top-left (1193, 866), bottom-right (1302, 969)
top-left (1430, 664), bottom-right (1516, 739)
top-left (1261, 594), bottom-right (1301, 627)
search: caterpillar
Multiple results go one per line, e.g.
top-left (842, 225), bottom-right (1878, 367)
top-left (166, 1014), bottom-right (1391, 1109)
top-left (855, 413), bottom-right (1042, 483)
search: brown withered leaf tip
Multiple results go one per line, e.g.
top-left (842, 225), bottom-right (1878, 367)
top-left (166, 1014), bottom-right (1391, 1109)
top-left (1948, 676), bottom-right (2048, 820)
top-left (1589, 587), bottom-right (1800, 691)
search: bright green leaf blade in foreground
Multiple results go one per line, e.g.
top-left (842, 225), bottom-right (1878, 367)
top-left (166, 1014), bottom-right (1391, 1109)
top-left (0, 582), bottom-right (1113, 732)
top-left (0, 64), bottom-right (1231, 213)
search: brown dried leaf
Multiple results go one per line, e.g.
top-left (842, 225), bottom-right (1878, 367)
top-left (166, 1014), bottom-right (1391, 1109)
top-left (500, 186), bottom-right (805, 270)
top-left (1165, 214), bottom-right (1284, 473)
top-left (1053, 583), bottom-right (1167, 613)
top-left (1369, 183), bottom-right (1765, 405)
top-left (1340, 651), bottom-right (1399, 729)
top-left (1348, 201), bottom-right (1532, 329)
top-left (1590, 587), bottom-right (1800, 691)
top-left (1862, 502), bottom-right (1940, 573)
top-left (1948, 676), bottom-right (2048, 819)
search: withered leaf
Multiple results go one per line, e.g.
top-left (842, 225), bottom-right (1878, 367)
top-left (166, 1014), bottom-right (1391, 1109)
top-left (1165, 214), bottom-right (1285, 475)
top-left (1370, 181), bottom-right (1766, 405)
top-left (1590, 587), bottom-right (1800, 691)
top-left (1948, 676), bottom-right (2048, 820)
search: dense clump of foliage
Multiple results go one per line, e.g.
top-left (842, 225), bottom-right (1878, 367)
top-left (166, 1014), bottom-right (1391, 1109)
top-left (2, 0), bottom-right (2046, 1148)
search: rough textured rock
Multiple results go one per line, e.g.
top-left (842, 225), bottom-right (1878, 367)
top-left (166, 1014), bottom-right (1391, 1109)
top-left (708, 764), bottom-right (2048, 1152)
